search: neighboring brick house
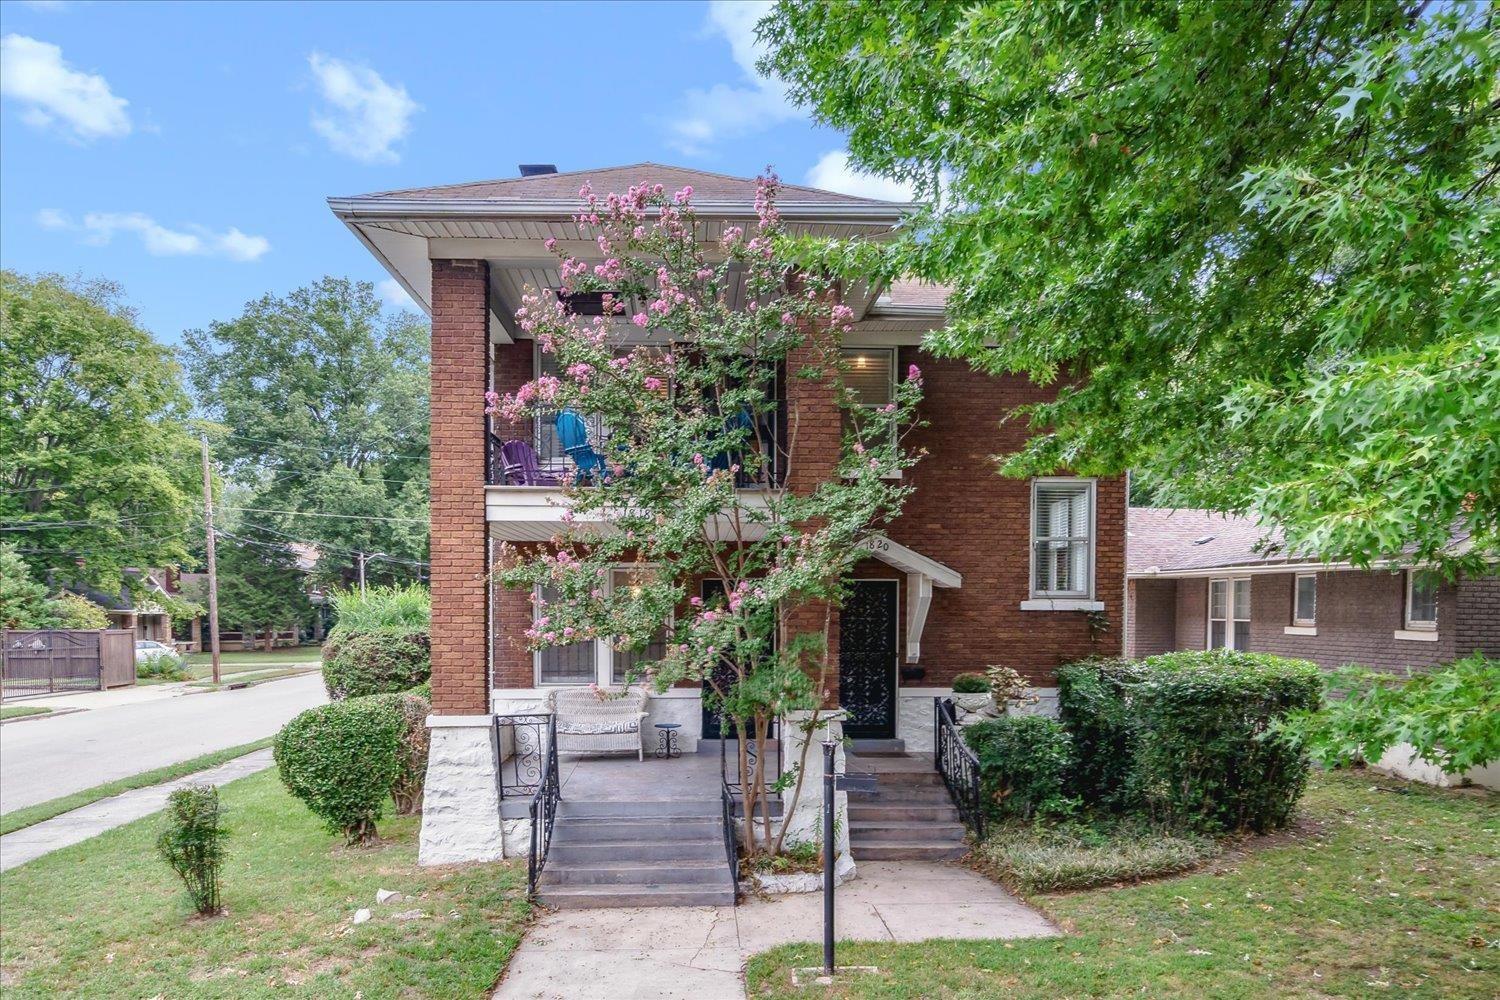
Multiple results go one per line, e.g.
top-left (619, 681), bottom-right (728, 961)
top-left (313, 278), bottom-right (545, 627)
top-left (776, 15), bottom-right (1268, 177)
top-left (331, 163), bottom-right (1126, 865)
top-left (1125, 507), bottom-right (1500, 672)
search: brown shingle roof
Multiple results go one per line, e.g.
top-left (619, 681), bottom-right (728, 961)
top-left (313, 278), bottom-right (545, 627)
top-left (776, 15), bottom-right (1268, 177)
top-left (1128, 507), bottom-right (1285, 575)
top-left (352, 163), bottom-right (906, 206)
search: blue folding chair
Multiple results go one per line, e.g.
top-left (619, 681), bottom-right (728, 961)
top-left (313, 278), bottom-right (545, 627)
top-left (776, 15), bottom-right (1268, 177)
top-left (555, 409), bottom-right (606, 482)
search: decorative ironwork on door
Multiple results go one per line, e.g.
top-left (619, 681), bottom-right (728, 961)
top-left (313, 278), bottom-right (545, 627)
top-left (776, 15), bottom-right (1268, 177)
top-left (839, 580), bottom-right (898, 739)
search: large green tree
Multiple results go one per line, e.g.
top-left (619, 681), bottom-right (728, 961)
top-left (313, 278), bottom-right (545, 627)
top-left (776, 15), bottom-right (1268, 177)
top-left (183, 278), bottom-right (430, 586)
top-left (209, 538), bottom-right (309, 652)
top-left (763, 1), bottom-right (1499, 572)
top-left (0, 272), bottom-right (201, 587)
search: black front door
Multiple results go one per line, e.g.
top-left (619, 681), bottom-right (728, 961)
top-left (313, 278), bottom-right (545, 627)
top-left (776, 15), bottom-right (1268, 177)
top-left (839, 580), bottom-right (898, 739)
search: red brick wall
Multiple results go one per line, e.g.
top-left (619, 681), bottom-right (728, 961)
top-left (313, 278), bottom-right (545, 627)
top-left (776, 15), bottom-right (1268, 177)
top-left (1151, 569), bottom-right (1486, 674)
top-left (429, 259), bottom-right (490, 714)
top-left (888, 350), bottom-right (1127, 688)
top-left (1456, 575), bottom-right (1500, 659)
top-left (1126, 578), bottom-right (1178, 658)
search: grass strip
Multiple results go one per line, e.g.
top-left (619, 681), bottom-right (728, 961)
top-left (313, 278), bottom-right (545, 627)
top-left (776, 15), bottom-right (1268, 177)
top-left (0, 706), bottom-right (52, 721)
top-left (0, 737), bottom-right (274, 837)
top-left (189, 666), bottom-right (319, 690)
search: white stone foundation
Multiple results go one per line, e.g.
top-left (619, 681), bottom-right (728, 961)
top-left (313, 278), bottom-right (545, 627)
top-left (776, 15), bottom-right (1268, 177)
top-left (1374, 743), bottom-right (1500, 790)
top-left (419, 716), bottom-right (504, 866)
top-left (896, 687), bottom-right (1060, 752)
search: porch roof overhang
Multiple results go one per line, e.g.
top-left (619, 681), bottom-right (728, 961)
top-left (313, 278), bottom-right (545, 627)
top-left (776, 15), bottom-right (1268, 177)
top-left (858, 536), bottom-right (962, 664)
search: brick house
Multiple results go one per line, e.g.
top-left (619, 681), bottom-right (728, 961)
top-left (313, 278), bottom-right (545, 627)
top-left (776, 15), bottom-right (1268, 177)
top-left (1125, 507), bottom-right (1500, 671)
top-left (331, 163), bottom-right (1125, 880)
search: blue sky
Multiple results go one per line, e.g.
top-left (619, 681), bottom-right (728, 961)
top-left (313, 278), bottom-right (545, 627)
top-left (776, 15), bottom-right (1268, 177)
top-left (1, 0), bottom-right (912, 345)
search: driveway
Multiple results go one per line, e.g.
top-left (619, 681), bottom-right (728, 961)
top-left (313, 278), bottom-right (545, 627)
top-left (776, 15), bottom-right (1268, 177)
top-left (0, 673), bottom-right (327, 814)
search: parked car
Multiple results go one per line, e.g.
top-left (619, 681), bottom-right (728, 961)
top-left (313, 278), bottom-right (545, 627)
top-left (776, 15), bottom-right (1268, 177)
top-left (134, 639), bottom-right (177, 664)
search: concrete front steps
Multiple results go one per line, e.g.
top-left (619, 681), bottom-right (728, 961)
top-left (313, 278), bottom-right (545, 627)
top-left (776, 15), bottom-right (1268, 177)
top-left (535, 799), bottom-right (737, 908)
top-left (847, 751), bottom-right (969, 862)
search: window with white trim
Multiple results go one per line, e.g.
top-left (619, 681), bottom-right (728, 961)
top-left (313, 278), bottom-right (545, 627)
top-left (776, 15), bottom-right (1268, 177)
top-left (1405, 570), bottom-right (1438, 630)
top-left (1208, 577), bottom-right (1251, 650)
top-left (1030, 480), bottom-right (1094, 598)
top-left (840, 348), bottom-right (895, 448)
top-left (534, 567), bottom-right (668, 686)
top-left (1293, 573), bottom-right (1317, 626)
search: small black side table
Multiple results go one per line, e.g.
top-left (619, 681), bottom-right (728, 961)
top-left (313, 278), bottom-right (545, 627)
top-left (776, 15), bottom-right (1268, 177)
top-left (654, 722), bottom-right (682, 759)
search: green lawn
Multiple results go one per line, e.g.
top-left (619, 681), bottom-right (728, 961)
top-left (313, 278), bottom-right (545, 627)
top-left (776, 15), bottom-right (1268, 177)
top-left (0, 705), bottom-right (52, 721)
top-left (184, 645), bottom-right (324, 669)
top-left (0, 769), bottom-right (531, 998)
top-left (747, 771), bottom-right (1499, 999)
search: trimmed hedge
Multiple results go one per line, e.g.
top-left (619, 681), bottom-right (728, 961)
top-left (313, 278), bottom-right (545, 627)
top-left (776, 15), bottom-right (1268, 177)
top-left (391, 690), bottom-right (431, 815)
top-left (1056, 651), bottom-right (1321, 834)
top-left (321, 628), bottom-right (430, 700)
top-left (964, 715), bottom-right (1076, 821)
top-left (1056, 657), bottom-right (1149, 812)
top-left (273, 694), bottom-right (404, 844)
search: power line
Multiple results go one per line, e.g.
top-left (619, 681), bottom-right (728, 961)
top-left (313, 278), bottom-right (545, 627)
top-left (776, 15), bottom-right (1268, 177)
top-left (221, 505), bottom-right (427, 524)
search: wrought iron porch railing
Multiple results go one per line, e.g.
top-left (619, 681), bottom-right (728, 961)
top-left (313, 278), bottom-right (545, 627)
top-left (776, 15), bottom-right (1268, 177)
top-left (492, 713), bottom-right (560, 900)
top-left (720, 779), bottom-right (740, 889)
top-left (934, 698), bottom-right (985, 840)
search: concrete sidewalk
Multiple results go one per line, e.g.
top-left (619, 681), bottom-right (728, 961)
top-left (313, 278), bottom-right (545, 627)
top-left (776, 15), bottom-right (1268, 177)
top-left (0, 748), bottom-right (275, 872)
top-left (494, 861), bottom-right (1057, 999)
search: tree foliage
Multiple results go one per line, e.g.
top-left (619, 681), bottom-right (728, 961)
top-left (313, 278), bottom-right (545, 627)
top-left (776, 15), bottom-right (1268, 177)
top-left (0, 271), bottom-right (201, 587)
top-left (762, 1), bottom-right (1499, 573)
top-left (0, 541), bottom-right (58, 629)
top-left (206, 538), bottom-right (308, 650)
top-left (182, 278), bottom-right (430, 587)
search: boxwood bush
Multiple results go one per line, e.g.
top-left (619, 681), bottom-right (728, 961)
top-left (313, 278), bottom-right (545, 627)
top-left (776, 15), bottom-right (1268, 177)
top-left (321, 628), bottom-right (430, 700)
top-left (1055, 651), bottom-right (1321, 834)
top-left (964, 715), bottom-right (1076, 821)
top-left (273, 694), bottom-right (404, 844)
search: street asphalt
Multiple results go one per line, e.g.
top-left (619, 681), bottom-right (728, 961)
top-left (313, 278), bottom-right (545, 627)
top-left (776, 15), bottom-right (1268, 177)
top-left (0, 673), bottom-right (327, 814)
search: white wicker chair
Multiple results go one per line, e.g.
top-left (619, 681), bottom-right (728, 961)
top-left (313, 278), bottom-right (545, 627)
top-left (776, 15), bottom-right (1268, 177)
top-left (546, 687), bottom-right (647, 760)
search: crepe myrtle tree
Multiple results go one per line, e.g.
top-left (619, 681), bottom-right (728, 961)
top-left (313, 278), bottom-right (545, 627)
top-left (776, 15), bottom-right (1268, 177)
top-left (489, 173), bottom-right (924, 857)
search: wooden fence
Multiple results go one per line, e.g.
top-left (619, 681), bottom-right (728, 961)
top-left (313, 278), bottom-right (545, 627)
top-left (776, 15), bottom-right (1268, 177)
top-left (1, 629), bottom-right (137, 697)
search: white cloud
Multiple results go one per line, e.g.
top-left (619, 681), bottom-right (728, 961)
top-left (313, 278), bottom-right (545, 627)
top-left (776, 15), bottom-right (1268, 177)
top-left (665, 1), bottom-right (798, 156)
top-left (38, 209), bottom-right (270, 261)
top-left (308, 52), bottom-right (419, 164)
top-left (377, 278), bottom-right (418, 311)
top-left (0, 34), bottom-right (131, 140)
top-left (805, 151), bottom-right (918, 202)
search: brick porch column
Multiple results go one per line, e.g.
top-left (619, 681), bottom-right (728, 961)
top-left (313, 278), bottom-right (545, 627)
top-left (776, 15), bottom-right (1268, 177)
top-left (784, 291), bottom-right (842, 708)
top-left (429, 259), bottom-right (490, 715)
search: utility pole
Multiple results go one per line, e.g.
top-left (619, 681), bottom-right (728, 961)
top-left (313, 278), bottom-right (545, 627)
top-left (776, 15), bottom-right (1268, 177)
top-left (199, 436), bottom-right (222, 686)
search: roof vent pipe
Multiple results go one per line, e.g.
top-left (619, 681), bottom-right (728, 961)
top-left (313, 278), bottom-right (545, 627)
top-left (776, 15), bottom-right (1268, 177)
top-left (519, 164), bottom-right (558, 177)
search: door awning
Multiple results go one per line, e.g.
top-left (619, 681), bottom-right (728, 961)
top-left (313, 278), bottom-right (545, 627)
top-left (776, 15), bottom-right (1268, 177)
top-left (858, 536), bottom-right (961, 663)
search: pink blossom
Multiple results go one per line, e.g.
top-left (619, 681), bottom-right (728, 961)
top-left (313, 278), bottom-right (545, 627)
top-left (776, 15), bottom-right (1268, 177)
top-left (853, 442), bottom-right (865, 454)
top-left (644, 376), bottom-right (664, 391)
top-left (869, 458), bottom-right (880, 469)
top-left (563, 626), bottom-right (576, 638)
top-left (544, 237), bottom-right (557, 251)
top-left (689, 596), bottom-right (703, 607)
top-left (632, 313), bottom-right (649, 327)
top-left (907, 363), bottom-right (923, 386)
top-left (702, 610), bottom-right (718, 623)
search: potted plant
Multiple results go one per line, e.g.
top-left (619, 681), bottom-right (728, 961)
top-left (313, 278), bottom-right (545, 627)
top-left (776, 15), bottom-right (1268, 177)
top-left (950, 672), bottom-right (994, 716)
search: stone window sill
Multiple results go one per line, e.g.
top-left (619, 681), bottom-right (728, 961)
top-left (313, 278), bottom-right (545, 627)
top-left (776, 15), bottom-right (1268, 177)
top-left (1283, 625), bottom-right (1318, 636)
top-left (1393, 628), bottom-right (1438, 642)
top-left (1019, 599), bottom-right (1105, 612)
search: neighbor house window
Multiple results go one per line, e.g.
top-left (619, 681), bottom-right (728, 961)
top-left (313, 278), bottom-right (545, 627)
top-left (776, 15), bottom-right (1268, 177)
top-left (1405, 570), bottom-right (1438, 630)
top-left (1293, 573), bottom-right (1317, 626)
top-left (1031, 479), bottom-right (1095, 598)
top-left (535, 567), bottom-right (668, 686)
top-left (1209, 578), bottom-right (1251, 650)
top-left (840, 348), bottom-right (895, 448)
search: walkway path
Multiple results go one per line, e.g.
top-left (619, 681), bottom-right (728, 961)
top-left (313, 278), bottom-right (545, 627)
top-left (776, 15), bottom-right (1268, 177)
top-left (0, 673), bottom-right (324, 813)
top-left (494, 860), bottom-right (1057, 999)
top-left (0, 748), bottom-right (275, 872)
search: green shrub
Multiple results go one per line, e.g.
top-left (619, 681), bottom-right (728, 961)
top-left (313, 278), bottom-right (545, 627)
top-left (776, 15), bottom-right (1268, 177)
top-left (48, 591), bottom-right (109, 629)
top-left (321, 628), bottom-right (430, 700)
top-left (328, 584), bottom-right (430, 637)
top-left (407, 679), bottom-right (432, 701)
top-left (1056, 657), bottom-right (1150, 811)
top-left (1130, 650), bottom-right (1321, 834)
top-left (1299, 652), bottom-right (1500, 776)
top-left (273, 695), bottom-right (403, 844)
top-left (138, 651), bottom-right (189, 681)
top-left (391, 691), bottom-right (431, 815)
top-left (951, 672), bottom-right (990, 694)
top-left (156, 784), bottom-right (228, 915)
top-left (964, 715), bottom-right (1076, 821)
